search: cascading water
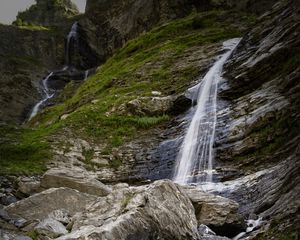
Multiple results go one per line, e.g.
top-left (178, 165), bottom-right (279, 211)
top-left (28, 22), bottom-right (80, 121)
top-left (65, 22), bottom-right (79, 66)
top-left (28, 72), bottom-right (54, 120)
top-left (173, 38), bottom-right (241, 185)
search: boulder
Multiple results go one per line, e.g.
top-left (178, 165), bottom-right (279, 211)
top-left (4, 187), bottom-right (97, 221)
top-left (17, 178), bottom-right (41, 196)
top-left (34, 217), bottom-right (68, 238)
top-left (48, 209), bottom-right (71, 225)
top-left (57, 180), bottom-right (199, 240)
top-left (40, 168), bottom-right (111, 196)
top-left (183, 186), bottom-right (245, 238)
top-left (116, 94), bottom-right (191, 116)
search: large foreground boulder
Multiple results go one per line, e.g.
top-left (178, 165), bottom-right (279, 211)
top-left (4, 187), bottom-right (96, 221)
top-left (58, 180), bottom-right (199, 240)
top-left (183, 186), bottom-right (245, 238)
top-left (41, 167), bottom-right (111, 196)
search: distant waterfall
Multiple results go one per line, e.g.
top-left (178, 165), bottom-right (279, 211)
top-left (28, 72), bottom-right (54, 120)
top-left (28, 23), bottom-right (81, 121)
top-left (173, 38), bottom-right (241, 185)
top-left (65, 22), bottom-right (79, 66)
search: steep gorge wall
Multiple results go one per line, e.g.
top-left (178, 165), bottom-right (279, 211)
top-left (0, 26), bottom-right (65, 123)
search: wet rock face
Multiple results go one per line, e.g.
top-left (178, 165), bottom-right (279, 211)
top-left (212, 0), bottom-right (300, 237)
top-left (216, 0), bottom-right (300, 172)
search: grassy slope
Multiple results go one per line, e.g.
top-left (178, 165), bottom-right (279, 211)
top-left (0, 10), bottom-right (255, 175)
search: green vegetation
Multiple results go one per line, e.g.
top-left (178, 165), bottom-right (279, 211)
top-left (14, 18), bottom-right (49, 30)
top-left (83, 148), bottom-right (94, 163)
top-left (121, 192), bottom-right (134, 209)
top-left (0, 125), bottom-right (57, 175)
top-left (1, 10), bottom-right (255, 175)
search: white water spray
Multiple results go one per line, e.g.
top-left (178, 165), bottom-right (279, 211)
top-left (173, 38), bottom-right (241, 185)
top-left (28, 72), bottom-right (54, 120)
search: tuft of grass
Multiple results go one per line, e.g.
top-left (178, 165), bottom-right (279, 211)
top-left (121, 193), bottom-right (134, 209)
top-left (82, 148), bottom-right (94, 163)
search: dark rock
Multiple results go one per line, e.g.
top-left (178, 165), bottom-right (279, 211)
top-left (169, 95), bottom-right (192, 115)
top-left (1, 195), bottom-right (17, 206)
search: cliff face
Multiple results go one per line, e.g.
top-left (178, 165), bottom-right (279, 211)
top-left (0, 25), bottom-right (65, 123)
top-left (215, 0), bottom-right (300, 237)
top-left (81, 0), bottom-right (278, 65)
top-left (0, 0), bottom-right (81, 124)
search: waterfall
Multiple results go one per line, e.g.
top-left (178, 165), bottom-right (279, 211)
top-left (84, 69), bottom-right (89, 80)
top-left (173, 38), bottom-right (241, 185)
top-left (28, 72), bottom-right (54, 121)
top-left (65, 22), bottom-right (79, 66)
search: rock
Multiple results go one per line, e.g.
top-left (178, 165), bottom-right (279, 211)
top-left (4, 187), bottom-right (97, 221)
top-left (0, 229), bottom-right (32, 240)
top-left (57, 180), bottom-right (199, 240)
top-left (198, 224), bottom-right (216, 236)
top-left (17, 179), bottom-right (41, 196)
top-left (41, 168), bottom-right (111, 196)
top-left (183, 186), bottom-right (245, 238)
top-left (125, 96), bottom-right (174, 116)
top-left (48, 209), bottom-right (71, 225)
top-left (116, 94), bottom-right (191, 116)
top-left (35, 217), bottom-right (68, 238)
top-left (1, 195), bottom-right (17, 206)
top-left (169, 94), bottom-right (192, 115)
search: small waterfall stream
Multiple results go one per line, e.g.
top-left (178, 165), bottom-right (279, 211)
top-left (28, 72), bottom-right (54, 120)
top-left (28, 22), bottom-right (80, 121)
top-left (173, 38), bottom-right (241, 185)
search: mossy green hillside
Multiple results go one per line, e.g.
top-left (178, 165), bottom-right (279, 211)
top-left (35, 10), bottom-right (252, 132)
top-left (1, 10), bottom-right (254, 175)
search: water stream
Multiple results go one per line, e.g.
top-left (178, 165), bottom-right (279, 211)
top-left (28, 22), bottom-right (80, 121)
top-left (28, 72), bottom-right (54, 120)
top-left (173, 38), bottom-right (241, 185)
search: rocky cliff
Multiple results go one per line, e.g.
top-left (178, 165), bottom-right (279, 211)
top-left (0, 25), bottom-right (65, 123)
top-left (14, 0), bottom-right (79, 27)
top-left (0, 0), bottom-right (81, 124)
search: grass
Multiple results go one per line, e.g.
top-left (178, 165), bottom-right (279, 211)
top-left (0, 124), bottom-right (58, 175)
top-left (121, 192), bottom-right (134, 209)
